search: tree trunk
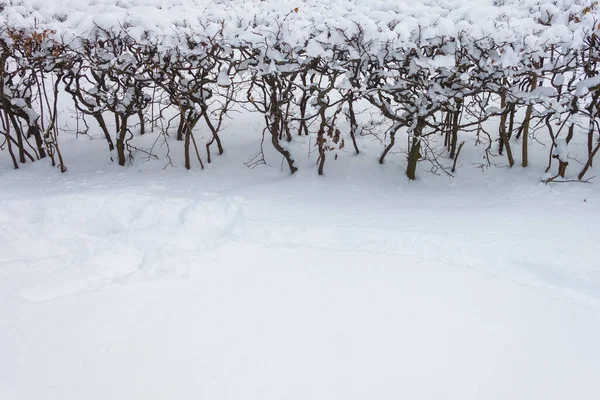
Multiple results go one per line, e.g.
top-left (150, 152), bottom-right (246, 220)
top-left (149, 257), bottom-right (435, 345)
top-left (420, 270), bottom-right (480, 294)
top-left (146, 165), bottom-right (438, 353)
top-left (28, 125), bottom-right (46, 159)
top-left (379, 125), bottom-right (399, 164)
top-left (94, 113), bottom-right (115, 152)
top-left (116, 115), bottom-right (129, 166)
top-left (558, 160), bottom-right (568, 178)
top-left (449, 99), bottom-right (462, 159)
top-left (266, 77), bottom-right (297, 174)
top-left (522, 73), bottom-right (538, 168)
top-left (347, 93), bottom-right (360, 155)
top-left (2, 111), bottom-right (19, 169)
top-left (8, 112), bottom-right (26, 163)
top-left (138, 108), bottom-right (145, 135)
top-left (406, 119), bottom-right (424, 180)
top-left (499, 90), bottom-right (514, 167)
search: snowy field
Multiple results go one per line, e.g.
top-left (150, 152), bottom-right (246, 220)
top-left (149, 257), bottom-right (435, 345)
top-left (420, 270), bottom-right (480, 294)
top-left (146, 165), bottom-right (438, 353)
top-left (2, 0), bottom-right (600, 398)
top-left (2, 129), bottom-right (600, 400)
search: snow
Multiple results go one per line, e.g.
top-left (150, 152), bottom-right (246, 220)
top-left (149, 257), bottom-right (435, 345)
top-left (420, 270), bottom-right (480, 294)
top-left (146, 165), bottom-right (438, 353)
top-left (217, 68), bottom-right (231, 87)
top-left (2, 0), bottom-right (597, 56)
top-left (2, 0), bottom-right (600, 398)
top-left (554, 139), bottom-right (569, 163)
top-left (1, 132), bottom-right (600, 399)
top-left (577, 76), bottom-right (600, 95)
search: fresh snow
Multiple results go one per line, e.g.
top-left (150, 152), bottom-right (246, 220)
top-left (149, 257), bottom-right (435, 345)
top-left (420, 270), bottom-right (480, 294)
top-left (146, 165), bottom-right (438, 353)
top-left (1, 131), bottom-right (600, 399)
top-left (2, 0), bottom-right (598, 54)
top-left (1, 0), bottom-right (600, 399)
top-left (554, 139), bottom-right (570, 163)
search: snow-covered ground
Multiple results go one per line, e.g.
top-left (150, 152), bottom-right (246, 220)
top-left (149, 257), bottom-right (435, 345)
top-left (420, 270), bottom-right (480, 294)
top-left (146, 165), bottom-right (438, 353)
top-left (1, 0), bottom-right (600, 397)
top-left (1, 129), bottom-right (600, 399)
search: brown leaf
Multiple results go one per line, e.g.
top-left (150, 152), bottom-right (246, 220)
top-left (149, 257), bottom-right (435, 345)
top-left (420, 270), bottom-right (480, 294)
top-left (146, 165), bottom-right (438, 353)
top-left (332, 128), bottom-right (340, 144)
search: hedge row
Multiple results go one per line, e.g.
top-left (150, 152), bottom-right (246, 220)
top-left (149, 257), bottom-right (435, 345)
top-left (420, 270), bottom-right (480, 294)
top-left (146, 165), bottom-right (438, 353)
top-left (1, 2), bottom-right (599, 181)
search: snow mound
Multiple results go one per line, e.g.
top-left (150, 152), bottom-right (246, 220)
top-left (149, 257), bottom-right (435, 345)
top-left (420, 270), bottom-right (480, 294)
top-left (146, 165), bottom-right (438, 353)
top-left (0, 193), bottom-right (245, 302)
top-left (2, 0), bottom-right (597, 53)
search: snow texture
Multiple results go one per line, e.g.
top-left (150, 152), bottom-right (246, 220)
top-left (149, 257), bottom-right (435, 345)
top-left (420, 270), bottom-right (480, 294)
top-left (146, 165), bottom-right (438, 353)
top-left (1, 1), bottom-right (600, 399)
top-left (1, 132), bottom-right (600, 400)
top-left (2, 0), bottom-right (598, 56)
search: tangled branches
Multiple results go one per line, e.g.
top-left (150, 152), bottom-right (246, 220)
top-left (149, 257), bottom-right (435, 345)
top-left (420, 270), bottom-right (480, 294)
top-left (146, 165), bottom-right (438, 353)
top-left (1, 1), bottom-right (600, 182)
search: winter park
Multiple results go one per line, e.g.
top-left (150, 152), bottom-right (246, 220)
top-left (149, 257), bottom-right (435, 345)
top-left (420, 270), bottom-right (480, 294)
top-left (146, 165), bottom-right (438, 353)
top-left (1, 0), bottom-right (600, 399)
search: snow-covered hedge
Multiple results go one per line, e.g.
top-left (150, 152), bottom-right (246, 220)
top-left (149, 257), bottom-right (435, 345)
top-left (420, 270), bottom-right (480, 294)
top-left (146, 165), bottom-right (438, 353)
top-left (1, 0), bottom-right (600, 180)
